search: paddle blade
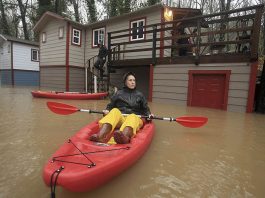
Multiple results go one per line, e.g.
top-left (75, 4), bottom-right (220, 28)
top-left (47, 102), bottom-right (79, 115)
top-left (176, 116), bottom-right (208, 128)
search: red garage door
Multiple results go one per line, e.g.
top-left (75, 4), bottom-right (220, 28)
top-left (188, 70), bottom-right (231, 110)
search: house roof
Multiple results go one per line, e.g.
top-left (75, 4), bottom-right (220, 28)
top-left (33, 11), bottom-right (85, 32)
top-left (86, 4), bottom-right (165, 28)
top-left (86, 4), bottom-right (203, 28)
top-left (34, 4), bottom-right (203, 31)
top-left (0, 34), bottom-right (39, 46)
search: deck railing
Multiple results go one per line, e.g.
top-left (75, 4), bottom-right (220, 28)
top-left (107, 4), bottom-right (264, 66)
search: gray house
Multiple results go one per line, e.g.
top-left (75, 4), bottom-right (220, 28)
top-left (0, 34), bottom-right (39, 86)
top-left (33, 4), bottom-right (264, 113)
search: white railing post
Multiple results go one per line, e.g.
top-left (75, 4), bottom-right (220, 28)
top-left (94, 75), bottom-right (97, 93)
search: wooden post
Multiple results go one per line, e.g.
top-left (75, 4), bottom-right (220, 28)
top-left (148, 64), bottom-right (154, 102)
top-left (152, 25), bottom-right (157, 65)
top-left (195, 20), bottom-right (201, 65)
top-left (250, 7), bottom-right (263, 60)
top-left (107, 32), bottom-right (111, 73)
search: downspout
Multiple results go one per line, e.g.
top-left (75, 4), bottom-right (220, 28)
top-left (65, 22), bottom-right (70, 91)
top-left (84, 29), bottom-right (87, 93)
top-left (160, 7), bottom-right (165, 59)
top-left (148, 64), bottom-right (154, 102)
top-left (11, 41), bottom-right (14, 86)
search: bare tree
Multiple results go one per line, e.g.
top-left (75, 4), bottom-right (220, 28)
top-left (17, 0), bottom-right (29, 39)
top-left (110, 0), bottom-right (118, 17)
top-left (37, 0), bottom-right (53, 20)
top-left (124, 0), bottom-right (131, 13)
top-left (9, 1), bottom-right (20, 37)
top-left (147, 0), bottom-right (160, 6)
top-left (69, 0), bottom-right (80, 22)
top-left (0, 0), bottom-right (11, 35)
top-left (85, 0), bottom-right (97, 22)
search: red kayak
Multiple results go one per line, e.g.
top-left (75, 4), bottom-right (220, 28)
top-left (31, 90), bottom-right (108, 100)
top-left (42, 120), bottom-right (155, 192)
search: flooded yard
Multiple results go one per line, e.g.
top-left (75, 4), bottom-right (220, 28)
top-left (0, 86), bottom-right (265, 198)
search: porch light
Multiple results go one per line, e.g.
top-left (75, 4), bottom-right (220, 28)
top-left (164, 8), bottom-right (173, 21)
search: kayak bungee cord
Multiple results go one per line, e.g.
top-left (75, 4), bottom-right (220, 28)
top-left (51, 139), bottom-right (130, 167)
top-left (67, 139), bottom-right (96, 167)
top-left (50, 166), bottom-right (64, 198)
top-left (52, 146), bottom-right (130, 159)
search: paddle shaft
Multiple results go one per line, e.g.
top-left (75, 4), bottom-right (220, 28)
top-left (80, 109), bottom-right (103, 114)
top-left (80, 109), bottom-right (174, 121)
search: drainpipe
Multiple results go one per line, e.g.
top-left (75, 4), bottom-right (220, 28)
top-left (84, 29), bottom-right (87, 93)
top-left (65, 22), bottom-right (70, 91)
top-left (11, 41), bottom-right (14, 86)
top-left (152, 25), bottom-right (157, 65)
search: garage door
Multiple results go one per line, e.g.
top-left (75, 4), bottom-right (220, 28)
top-left (188, 70), bottom-right (230, 110)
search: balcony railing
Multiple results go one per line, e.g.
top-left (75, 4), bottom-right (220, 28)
top-left (107, 4), bottom-right (264, 66)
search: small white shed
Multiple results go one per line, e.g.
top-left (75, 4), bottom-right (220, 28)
top-left (0, 34), bottom-right (40, 86)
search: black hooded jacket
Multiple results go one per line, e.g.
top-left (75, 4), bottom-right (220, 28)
top-left (98, 45), bottom-right (108, 58)
top-left (106, 87), bottom-right (151, 116)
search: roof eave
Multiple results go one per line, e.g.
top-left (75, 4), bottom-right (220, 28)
top-left (33, 11), bottom-right (65, 32)
top-left (0, 34), bottom-right (7, 41)
top-left (85, 4), bottom-right (164, 28)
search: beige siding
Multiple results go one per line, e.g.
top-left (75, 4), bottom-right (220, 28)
top-left (69, 26), bottom-right (85, 67)
top-left (85, 28), bottom-right (100, 61)
top-left (69, 67), bottom-right (85, 91)
top-left (85, 7), bottom-right (162, 62)
top-left (152, 62), bottom-right (251, 112)
top-left (40, 66), bottom-right (86, 91)
top-left (40, 67), bottom-right (66, 90)
top-left (40, 20), bottom-right (67, 66)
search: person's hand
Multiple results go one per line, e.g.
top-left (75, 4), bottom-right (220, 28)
top-left (102, 110), bottom-right (109, 116)
top-left (146, 114), bottom-right (154, 122)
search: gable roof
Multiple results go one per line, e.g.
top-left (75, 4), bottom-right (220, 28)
top-left (86, 4), bottom-right (202, 28)
top-left (86, 4), bottom-right (164, 28)
top-left (33, 11), bottom-right (85, 32)
top-left (34, 4), bottom-right (203, 31)
top-left (0, 34), bottom-right (39, 46)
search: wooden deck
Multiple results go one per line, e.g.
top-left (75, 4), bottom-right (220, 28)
top-left (105, 4), bottom-right (263, 68)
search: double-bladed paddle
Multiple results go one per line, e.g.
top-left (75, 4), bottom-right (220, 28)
top-left (47, 101), bottom-right (208, 128)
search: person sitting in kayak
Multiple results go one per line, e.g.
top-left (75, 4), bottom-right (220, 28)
top-left (89, 71), bottom-right (153, 144)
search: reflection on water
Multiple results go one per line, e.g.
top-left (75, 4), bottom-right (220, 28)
top-left (0, 86), bottom-right (265, 198)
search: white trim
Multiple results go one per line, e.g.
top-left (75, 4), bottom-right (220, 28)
top-left (72, 28), bottom-right (81, 45)
top-left (92, 27), bottom-right (105, 47)
top-left (130, 19), bottom-right (145, 41)
top-left (42, 32), bottom-right (46, 43)
top-left (31, 49), bottom-right (39, 62)
top-left (58, 27), bottom-right (64, 39)
top-left (0, 34), bottom-right (7, 41)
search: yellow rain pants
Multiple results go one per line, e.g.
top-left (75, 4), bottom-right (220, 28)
top-left (98, 108), bottom-right (143, 144)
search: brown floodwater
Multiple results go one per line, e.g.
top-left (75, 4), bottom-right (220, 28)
top-left (0, 86), bottom-right (265, 198)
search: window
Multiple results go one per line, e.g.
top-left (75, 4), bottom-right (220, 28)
top-left (72, 28), bottom-right (81, 46)
top-left (130, 19), bottom-right (145, 41)
top-left (58, 27), bottom-right (64, 39)
top-left (93, 27), bottom-right (105, 47)
top-left (42, 32), bottom-right (46, 43)
top-left (31, 49), bottom-right (39, 62)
